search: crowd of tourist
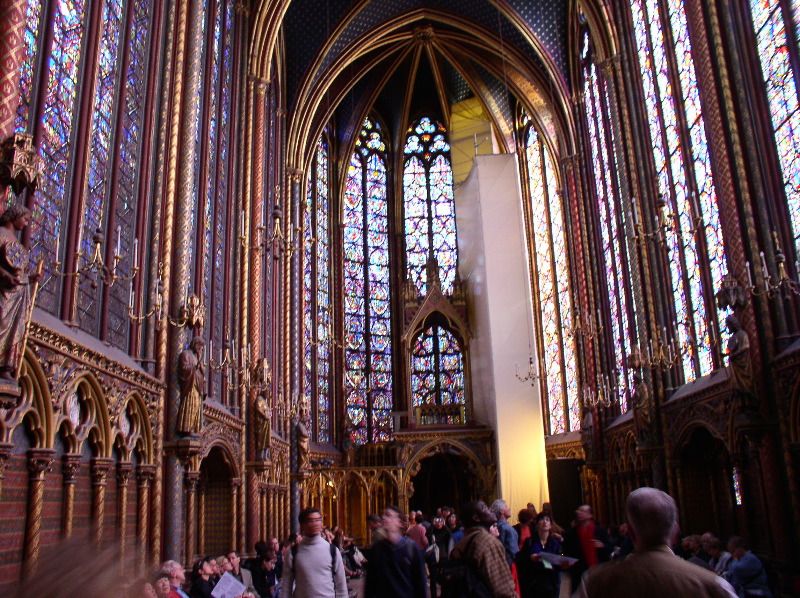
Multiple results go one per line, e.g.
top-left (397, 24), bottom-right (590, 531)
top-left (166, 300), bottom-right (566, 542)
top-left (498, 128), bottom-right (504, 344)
top-left (94, 488), bottom-right (774, 598)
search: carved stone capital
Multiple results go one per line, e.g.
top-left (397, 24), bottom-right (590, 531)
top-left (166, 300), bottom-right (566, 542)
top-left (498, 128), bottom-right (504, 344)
top-left (0, 382), bottom-right (21, 409)
top-left (90, 457), bottom-right (114, 486)
top-left (164, 437), bottom-right (203, 469)
top-left (62, 454), bottom-right (82, 483)
top-left (27, 449), bottom-right (55, 479)
top-left (0, 133), bottom-right (44, 195)
top-left (288, 169), bottom-right (303, 183)
top-left (136, 464), bottom-right (157, 486)
top-left (231, 477), bottom-right (243, 489)
top-left (117, 462), bottom-right (134, 486)
top-left (184, 470), bottom-right (201, 492)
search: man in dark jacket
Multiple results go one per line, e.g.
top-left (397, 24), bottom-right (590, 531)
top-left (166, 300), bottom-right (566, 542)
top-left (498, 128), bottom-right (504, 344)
top-left (365, 506), bottom-right (428, 598)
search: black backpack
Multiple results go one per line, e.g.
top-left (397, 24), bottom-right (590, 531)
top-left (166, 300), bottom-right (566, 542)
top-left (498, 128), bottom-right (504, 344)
top-left (439, 532), bottom-right (492, 598)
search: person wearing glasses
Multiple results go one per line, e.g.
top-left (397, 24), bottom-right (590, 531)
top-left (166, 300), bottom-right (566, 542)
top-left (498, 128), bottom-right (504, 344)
top-left (281, 508), bottom-right (347, 597)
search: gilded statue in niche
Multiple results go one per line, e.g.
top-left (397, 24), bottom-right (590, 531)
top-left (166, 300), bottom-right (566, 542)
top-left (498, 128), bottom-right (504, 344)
top-left (254, 393), bottom-right (271, 459)
top-left (0, 204), bottom-right (42, 382)
top-left (725, 315), bottom-right (755, 405)
top-left (296, 395), bottom-right (310, 473)
top-left (176, 335), bottom-right (206, 436)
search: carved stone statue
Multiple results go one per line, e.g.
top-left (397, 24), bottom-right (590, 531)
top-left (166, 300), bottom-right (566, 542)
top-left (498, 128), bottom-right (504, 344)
top-left (725, 314), bottom-right (754, 401)
top-left (253, 393), bottom-right (271, 459)
top-left (176, 336), bottom-right (206, 436)
top-left (296, 396), bottom-right (311, 473)
top-left (0, 205), bottom-right (41, 382)
top-left (631, 373), bottom-right (654, 447)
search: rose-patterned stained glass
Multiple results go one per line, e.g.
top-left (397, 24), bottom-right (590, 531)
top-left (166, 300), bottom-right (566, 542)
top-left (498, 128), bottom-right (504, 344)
top-left (523, 122), bottom-right (579, 434)
top-left (14, 0), bottom-right (45, 133)
top-left (410, 325), bottom-right (465, 417)
top-left (303, 137), bottom-right (331, 443)
top-left (403, 117), bottom-right (458, 295)
top-left (77, 0), bottom-right (124, 336)
top-left (33, 0), bottom-right (88, 314)
top-left (631, 0), bottom-right (727, 381)
top-left (344, 118), bottom-right (393, 445)
top-left (748, 0), bottom-right (800, 256)
top-left (582, 33), bottom-right (636, 413)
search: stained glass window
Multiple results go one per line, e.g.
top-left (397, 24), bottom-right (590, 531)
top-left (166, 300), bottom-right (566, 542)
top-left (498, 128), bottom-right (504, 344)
top-left (631, 0), bottom-right (728, 382)
top-left (12, 0), bottom-right (155, 349)
top-left (343, 118), bottom-right (393, 445)
top-left (403, 117), bottom-right (458, 295)
top-left (195, 0), bottom-right (237, 402)
top-left (410, 325), bottom-right (465, 416)
top-left (732, 466), bottom-right (744, 506)
top-left (581, 30), bottom-right (637, 413)
top-left (747, 0), bottom-right (800, 256)
top-left (303, 137), bottom-right (332, 443)
top-left (521, 116), bottom-right (579, 434)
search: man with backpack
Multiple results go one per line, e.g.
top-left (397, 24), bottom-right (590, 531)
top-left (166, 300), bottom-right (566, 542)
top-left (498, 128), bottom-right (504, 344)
top-left (281, 507), bottom-right (348, 598)
top-left (364, 505), bottom-right (428, 597)
top-left (444, 501), bottom-right (517, 598)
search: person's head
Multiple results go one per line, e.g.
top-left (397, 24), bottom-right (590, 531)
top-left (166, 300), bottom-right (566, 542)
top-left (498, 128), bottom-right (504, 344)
top-left (490, 499), bottom-right (510, 521)
top-left (209, 558), bottom-right (219, 576)
top-left (227, 551), bottom-right (241, 573)
top-left (442, 507), bottom-right (452, 519)
top-left (270, 537), bottom-right (280, 552)
top-left (575, 504), bottom-right (593, 523)
top-left (217, 555), bottom-right (232, 573)
top-left (0, 204), bottom-right (31, 230)
top-left (626, 487), bottom-right (677, 550)
top-left (261, 549), bottom-right (277, 571)
top-left (682, 535), bottom-right (701, 555)
top-left (367, 514), bottom-right (382, 530)
top-left (127, 578), bottom-right (157, 598)
top-left (299, 507), bottom-right (323, 538)
top-left (704, 537), bottom-right (723, 558)
top-left (535, 512), bottom-right (552, 535)
top-left (528, 502), bottom-right (538, 513)
top-left (153, 574), bottom-right (171, 598)
top-left (254, 541), bottom-right (269, 556)
top-left (619, 522), bottom-right (630, 537)
top-left (461, 501), bottom-right (496, 529)
top-left (518, 508), bottom-right (535, 526)
top-left (446, 513), bottom-right (458, 528)
top-left (161, 560), bottom-right (185, 586)
top-left (382, 505), bottom-right (403, 536)
top-left (193, 556), bottom-right (214, 580)
top-left (727, 536), bottom-right (748, 559)
top-left (433, 516), bottom-right (445, 529)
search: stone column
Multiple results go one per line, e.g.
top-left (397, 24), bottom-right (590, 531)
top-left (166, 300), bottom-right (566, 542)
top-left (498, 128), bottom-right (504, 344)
top-left (117, 463), bottom-right (133, 561)
top-left (22, 449), bottom-right (54, 578)
top-left (91, 458), bottom-right (113, 547)
top-left (197, 480), bottom-right (206, 557)
top-left (136, 465), bottom-right (156, 569)
top-left (0, 0), bottom-right (26, 140)
top-left (0, 442), bottom-right (13, 498)
top-left (185, 470), bottom-right (200, 563)
top-left (231, 478), bottom-right (241, 552)
top-left (61, 454), bottom-right (81, 538)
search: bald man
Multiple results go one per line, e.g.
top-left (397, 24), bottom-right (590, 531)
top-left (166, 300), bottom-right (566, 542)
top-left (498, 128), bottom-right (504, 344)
top-left (577, 488), bottom-right (737, 598)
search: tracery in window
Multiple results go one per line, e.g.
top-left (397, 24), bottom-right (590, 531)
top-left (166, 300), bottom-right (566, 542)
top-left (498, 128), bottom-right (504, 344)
top-left (303, 137), bottom-right (332, 443)
top-left (581, 30), bottom-right (637, 412)
top-left (747, 0), bottom-right (800, 255)
top-left (343, 118), bottom-right (393, 445)
top-left (631, 0), bottom-right (727, 381)
top-left (403, 117), bottom-right (458, 295)
top-left (410, 325), bottom-right (465, 418)
top-left (522, 117), bottom-right (579, 434)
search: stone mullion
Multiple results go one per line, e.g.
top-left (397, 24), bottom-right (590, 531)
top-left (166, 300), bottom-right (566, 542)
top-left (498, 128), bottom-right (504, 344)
top-left (91, 458), bottom-right (113, 547)
top-left (61, 454), bottom-right (81, 538)
top-left (22, 449), bottom-right (54, 579)
top-left (136, 465), bottom-right (155, 569)
top-left (0, 0), bottom-right (26, 141)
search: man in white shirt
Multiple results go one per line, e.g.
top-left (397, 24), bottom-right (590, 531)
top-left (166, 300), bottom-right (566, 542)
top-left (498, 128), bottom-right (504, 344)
top-left (282, 507), bottom-right (348, 598)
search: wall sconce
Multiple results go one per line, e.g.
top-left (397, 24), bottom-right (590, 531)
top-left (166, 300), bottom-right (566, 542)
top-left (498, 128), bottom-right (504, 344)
top-left (53, 227), bottom-right (138, 289)
top-left (515, 356), bottom-right (540, 386)
top-left (127, 265), bottom-right (164, 327)
top-left (583, 373), bottom-right (612, 408)
top-left (744, 231), bottom-right (800, 297)
top-left (167, 291), bottom-right (205, 329)
top-left (566, 308), bottom-right (601, 340)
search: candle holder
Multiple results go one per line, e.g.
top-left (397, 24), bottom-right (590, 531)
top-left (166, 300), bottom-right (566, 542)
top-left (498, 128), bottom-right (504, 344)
top-left (583, 374), bottom-right (613, 408)
top-left (127, 266), bottom-right (164, 328)
top-left (565, 308), bottom-right (601, 340)
top-left (743, 231), bottom-right (800, 298)
top-left (51, 227), bottom-right (138, 290)
top-left (167, 292), bottom-right (205, 329)
top-left (515, 356), bottom-right (540, 386)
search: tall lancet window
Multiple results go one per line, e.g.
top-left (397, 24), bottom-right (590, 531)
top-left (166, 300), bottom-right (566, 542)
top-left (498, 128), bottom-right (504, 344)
top-left (13, 0), bottom-right (154, 343)
top-left (521, 116), bottom-right (579, 434)
top-left (746, 1), bottom-right (800, 254)
top-left (303, 137), bottom-right (332, 443)
top-left (581, 29), bottom-right (637, 412)
top-left (410, 324), bottom-right (465, 418)
top-left (403, 117), bottom-right (458, 295)
top-left (343, 118), bottom-right (393, 445)
top-left (631, 0), bottom-right (728, 381)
